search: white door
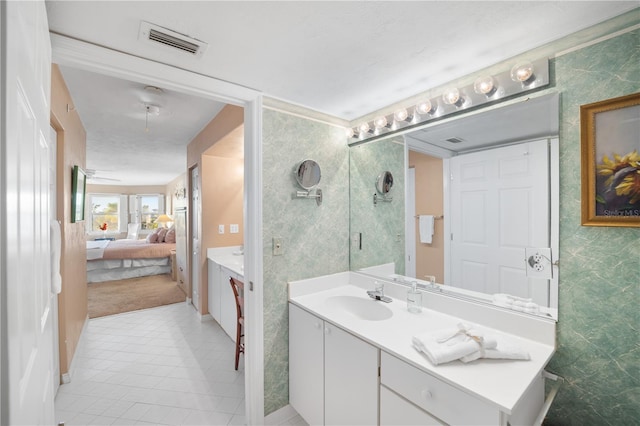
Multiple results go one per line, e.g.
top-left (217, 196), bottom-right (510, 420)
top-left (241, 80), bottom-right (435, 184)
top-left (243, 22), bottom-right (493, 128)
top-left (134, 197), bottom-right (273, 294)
top-left (49, 126), bottom-right (60, 397)
top-left (191, 167), bottom-right (200, 308)
top-left (405, 167), bottom-right (416, 277)
top-left (450, 140), bottom-right (550, 305)
top-left (1, 1), bottom-right (56, 424)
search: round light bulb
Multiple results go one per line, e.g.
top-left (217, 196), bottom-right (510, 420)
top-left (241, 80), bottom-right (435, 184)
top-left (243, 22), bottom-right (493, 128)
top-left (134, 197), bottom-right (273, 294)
top-left (416, 100), bottom-right (433, 115)
top-left (442, 88), bottom-right (461, 105)
top-left (345, 127), bottom-right (355, 138)
top-left (473, 76), bottom-right (496, 95)
top-left (394, 108), bottom-right (409, 122)
top-left (510, 62), bottom-right (534, 83)
top-left (373, 116), bottom-right (388, 129)
top-left (358, 122), bottom-right (371, 134)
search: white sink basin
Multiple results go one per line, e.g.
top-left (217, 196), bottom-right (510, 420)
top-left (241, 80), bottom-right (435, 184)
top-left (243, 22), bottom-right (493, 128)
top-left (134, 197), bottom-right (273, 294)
top-left (325, 295), bottom-right (393, 321)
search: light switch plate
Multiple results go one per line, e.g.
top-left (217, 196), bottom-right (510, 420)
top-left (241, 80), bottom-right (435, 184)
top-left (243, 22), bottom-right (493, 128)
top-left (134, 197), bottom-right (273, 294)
top-left (525, 247), bottom-right (552, 279)
top-left (230, 224), bottom-right (239, 234)
top-left (273, 237), bottom-right (284, 256)
top-left (218, 224), bottom-right (224, 234)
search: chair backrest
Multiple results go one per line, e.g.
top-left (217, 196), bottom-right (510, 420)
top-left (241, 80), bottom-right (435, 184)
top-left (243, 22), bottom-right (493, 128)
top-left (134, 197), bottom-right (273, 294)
top-left (229, 277), bottom-right (244, 319)
top-left (126, 223), bottom-right (140, 240)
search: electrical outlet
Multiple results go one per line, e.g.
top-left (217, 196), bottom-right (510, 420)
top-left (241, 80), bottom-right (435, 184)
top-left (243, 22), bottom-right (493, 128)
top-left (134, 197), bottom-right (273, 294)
top-left (273, 237), bottom-right (284, 256)
top-left (218, 224), bottom-right (224, 234)
top-left (525, 247), bottom-right (552, 279)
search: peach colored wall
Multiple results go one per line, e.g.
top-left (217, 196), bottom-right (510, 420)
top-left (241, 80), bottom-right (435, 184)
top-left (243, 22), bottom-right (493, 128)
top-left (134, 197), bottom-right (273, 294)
top-left (202, 155), bottom-right (244, 249)
top-left (51, 64), bottom-right (88, 376)
top-left (166, 173), bottom-right (188, 214)
top-left (186, 105), bottom-right (244, 314)
top-left (409, 151), bottom-right (445, 283)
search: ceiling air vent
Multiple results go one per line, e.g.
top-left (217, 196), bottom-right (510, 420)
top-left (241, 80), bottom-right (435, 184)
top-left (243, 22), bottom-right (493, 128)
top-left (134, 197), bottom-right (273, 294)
top-left (445, 137), bottom-right (465, 144)
top-left (139, 21), bottom-right (208, 58)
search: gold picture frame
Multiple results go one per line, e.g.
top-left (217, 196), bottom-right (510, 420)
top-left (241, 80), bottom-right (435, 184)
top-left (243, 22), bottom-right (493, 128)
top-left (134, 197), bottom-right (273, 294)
top-left (580, 92), bottom-right (640, 227)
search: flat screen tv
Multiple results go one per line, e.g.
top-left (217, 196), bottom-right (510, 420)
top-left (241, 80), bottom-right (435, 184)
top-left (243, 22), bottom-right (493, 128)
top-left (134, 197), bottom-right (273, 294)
top-left (71, 165), bottom-right (86, 223)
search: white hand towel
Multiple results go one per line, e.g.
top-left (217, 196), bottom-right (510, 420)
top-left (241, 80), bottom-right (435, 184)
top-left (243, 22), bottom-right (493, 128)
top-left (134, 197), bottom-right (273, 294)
top-left (412, 323), bottom-right (496, 365)
top-left (460, 340), bottom-right (531, 363)
top-left (419, 215), bottom-right (434, 244)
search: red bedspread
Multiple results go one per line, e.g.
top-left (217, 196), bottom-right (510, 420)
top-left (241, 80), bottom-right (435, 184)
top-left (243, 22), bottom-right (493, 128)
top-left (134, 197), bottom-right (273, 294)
top-left (101, 239), bottom-right (175, 260)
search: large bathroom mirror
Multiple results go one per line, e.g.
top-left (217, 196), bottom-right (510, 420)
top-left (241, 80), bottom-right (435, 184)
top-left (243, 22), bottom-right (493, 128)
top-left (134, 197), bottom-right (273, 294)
top-left (349, 93), bottom-right (560, 320)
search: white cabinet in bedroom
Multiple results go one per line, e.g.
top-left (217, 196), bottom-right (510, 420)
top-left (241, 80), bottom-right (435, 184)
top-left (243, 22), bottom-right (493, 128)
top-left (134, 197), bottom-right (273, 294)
top-left (174, 208), bottom-right (188, 296)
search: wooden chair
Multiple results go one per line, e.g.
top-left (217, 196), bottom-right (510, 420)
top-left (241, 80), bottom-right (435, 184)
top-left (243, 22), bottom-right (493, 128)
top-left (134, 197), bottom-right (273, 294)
top-left (229, 277), bottom-right (245, 370)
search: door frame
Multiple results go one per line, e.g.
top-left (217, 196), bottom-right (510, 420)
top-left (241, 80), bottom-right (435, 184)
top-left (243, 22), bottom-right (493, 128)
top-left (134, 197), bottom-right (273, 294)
top-left (50, 33), bottom-right (265, 422)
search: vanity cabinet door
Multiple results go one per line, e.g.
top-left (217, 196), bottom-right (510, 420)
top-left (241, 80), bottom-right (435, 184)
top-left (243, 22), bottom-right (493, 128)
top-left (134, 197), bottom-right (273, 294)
top-left (324, 323), bottom-right (378, 426)
top-left (220, 266), bottom-right (238, 340)
top-left (207, 260), bottom-right (221, 323)
top-left (289, 304), bottom-right (324, 426)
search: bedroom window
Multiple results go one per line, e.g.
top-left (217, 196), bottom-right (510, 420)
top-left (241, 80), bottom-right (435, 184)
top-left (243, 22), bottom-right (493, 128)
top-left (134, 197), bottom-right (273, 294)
top-left (129, 194), bottom-right (165, 230)
top-left (89, 195), bottom-right (121, 232)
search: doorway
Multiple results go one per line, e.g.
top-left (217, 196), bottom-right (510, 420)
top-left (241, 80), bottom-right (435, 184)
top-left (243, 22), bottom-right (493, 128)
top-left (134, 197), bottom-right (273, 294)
top-left (51, 34), bottom-right (265, 422)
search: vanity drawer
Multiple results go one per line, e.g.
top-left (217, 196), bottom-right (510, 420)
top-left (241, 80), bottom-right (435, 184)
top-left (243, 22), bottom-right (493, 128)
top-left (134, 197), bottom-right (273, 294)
top-left (380, 351), bottom-right (500, 425)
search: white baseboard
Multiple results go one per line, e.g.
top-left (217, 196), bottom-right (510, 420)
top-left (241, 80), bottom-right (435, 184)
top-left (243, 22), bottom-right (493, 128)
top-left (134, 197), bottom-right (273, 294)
top-left (264, 404), bottom-right (299, 425)
top-left (61, 314), bottom-right (90, 384)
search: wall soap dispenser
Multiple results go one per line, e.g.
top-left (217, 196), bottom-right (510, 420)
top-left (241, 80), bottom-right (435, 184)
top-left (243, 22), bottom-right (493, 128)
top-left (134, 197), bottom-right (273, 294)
top-left (407, 281), bottom-right (422, 313)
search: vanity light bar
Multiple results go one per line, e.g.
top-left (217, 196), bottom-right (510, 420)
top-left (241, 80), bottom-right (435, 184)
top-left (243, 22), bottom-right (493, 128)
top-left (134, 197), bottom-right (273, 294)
top-left (347, 57), bottom-right (549, 145)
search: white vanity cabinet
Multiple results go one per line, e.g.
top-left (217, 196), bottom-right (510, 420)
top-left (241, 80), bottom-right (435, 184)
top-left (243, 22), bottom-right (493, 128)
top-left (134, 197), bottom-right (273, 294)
top-left (289, 303), bottom-right (379, 426)
top-left (220, 266), bottom-right (242, 340)
top-left (207, 260), bottom-right (222, 323)
top-left (207, 258), bottom-right (243, 342)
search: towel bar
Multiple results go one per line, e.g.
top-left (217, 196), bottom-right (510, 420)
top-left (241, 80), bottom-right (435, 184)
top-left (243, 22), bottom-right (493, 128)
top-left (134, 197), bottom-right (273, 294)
top-left (533, 370), bottom-right (564, 426)
top-left (414, 214), bottom-right (444, 219)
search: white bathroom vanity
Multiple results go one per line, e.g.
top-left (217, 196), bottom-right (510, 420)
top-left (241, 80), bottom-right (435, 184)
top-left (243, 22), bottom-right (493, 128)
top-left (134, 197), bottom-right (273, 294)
top-left (288, 271), bottom-right (557, 425)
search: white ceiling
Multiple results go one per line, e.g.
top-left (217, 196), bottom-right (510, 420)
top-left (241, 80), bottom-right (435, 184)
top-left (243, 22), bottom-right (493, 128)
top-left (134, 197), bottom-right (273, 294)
top-left (46, 1), bottom-right (638, 185)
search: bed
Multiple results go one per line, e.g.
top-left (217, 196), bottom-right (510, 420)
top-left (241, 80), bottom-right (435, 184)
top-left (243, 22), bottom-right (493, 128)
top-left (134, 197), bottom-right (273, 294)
top-left (86, 239), bottom-right (176, 283)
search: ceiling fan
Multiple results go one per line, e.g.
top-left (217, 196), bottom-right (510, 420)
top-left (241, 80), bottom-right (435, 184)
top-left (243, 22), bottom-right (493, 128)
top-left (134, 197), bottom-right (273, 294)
top-left (85, 168), bottom-right (121, 183)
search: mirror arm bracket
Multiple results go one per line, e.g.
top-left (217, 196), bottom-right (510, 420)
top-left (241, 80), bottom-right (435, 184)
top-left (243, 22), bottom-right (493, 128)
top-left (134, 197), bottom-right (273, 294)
top-left (294, 188), bottom-right (323, 206)
top-left (373, 193), bottom-right (393, 206)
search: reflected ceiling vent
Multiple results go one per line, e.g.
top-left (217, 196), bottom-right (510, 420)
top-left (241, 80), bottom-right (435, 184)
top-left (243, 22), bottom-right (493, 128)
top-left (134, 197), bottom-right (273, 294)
top-left (139, 21), bottom-right (208, 57)
top-left (445, 137), bottom-right (465, 144)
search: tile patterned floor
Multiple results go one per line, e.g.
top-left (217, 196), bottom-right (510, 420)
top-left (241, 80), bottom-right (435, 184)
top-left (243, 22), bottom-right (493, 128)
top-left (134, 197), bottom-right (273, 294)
top-left (55, 302), bottom-right (247, 426)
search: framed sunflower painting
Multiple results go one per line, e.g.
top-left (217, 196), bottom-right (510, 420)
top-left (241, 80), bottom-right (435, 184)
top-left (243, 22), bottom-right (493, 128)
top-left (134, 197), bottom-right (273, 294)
top-left (581, 92), bottom-right (640, 227)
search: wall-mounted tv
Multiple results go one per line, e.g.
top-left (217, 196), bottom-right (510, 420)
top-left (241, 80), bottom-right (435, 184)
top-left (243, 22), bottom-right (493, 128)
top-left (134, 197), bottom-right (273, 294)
top-left (71, 165), bottom-right (86, 223)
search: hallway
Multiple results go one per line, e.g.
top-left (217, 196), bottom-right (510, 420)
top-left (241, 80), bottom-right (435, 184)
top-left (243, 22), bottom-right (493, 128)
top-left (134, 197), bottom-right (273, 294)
top-left (54, 303), bottom-right (245, 425)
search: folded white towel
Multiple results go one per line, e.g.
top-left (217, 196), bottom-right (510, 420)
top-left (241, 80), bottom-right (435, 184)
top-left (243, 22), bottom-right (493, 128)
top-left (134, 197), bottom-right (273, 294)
top-left (419, 215), bottom-right (434, 244)
top-left (412, 323), bottom-right (496, 365)
top-left (492, 293), bottom-right (540, 314)
top-left (460, 340), bottom-right (531, 363)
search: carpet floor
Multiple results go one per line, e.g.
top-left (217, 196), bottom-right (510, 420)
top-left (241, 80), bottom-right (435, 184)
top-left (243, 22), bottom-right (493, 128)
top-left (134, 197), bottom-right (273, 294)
top-left (87, 274), bottom-right (187, 318)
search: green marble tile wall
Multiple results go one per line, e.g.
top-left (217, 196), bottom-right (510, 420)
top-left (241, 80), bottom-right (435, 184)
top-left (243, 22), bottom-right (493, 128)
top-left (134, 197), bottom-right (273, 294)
top-left (262, 109), bottom-right (349, 414)
top-left (349, 136), bottom-right (405, 273)
top-left (544, 28), bottom-right (640, 425)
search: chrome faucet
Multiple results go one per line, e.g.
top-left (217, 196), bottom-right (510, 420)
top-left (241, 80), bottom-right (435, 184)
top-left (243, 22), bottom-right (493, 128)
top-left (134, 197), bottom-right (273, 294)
top-left (367, 281), bottom-right (392, 303)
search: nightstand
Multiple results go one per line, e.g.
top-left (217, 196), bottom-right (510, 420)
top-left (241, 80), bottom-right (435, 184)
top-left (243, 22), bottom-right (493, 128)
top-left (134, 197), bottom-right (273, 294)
top-left (170, 249), bottom-right (177, 281)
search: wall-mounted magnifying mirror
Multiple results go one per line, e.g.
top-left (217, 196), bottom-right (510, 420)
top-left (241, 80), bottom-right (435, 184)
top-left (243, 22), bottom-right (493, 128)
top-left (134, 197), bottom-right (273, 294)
top-left (376, 171), bottom-right (394, 195)
top-left (294, 159), bottom-right (323, 205)
top-left (295, 159), bottom-right (321, 189)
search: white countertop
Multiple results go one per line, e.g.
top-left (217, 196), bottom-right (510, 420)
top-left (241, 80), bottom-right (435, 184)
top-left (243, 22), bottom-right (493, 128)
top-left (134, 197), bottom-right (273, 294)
top-left (207, 247), bottom-right (244, 277)
top-left (289, 283), bottom-right (555, 415)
